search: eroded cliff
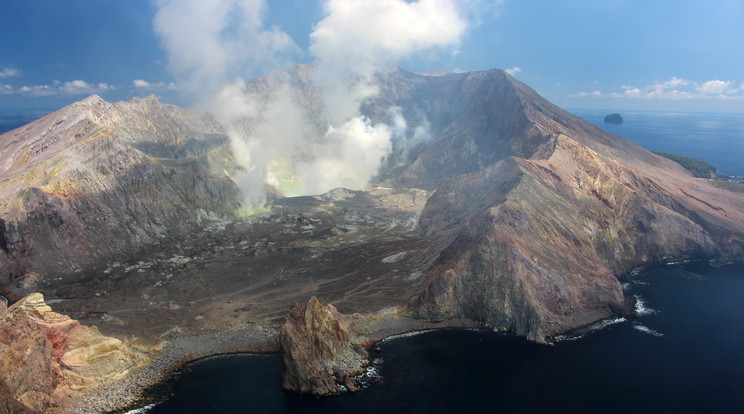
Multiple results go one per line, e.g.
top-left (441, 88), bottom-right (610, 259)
top-left (280, 297), bottom-right (368, 396)
top-left (0, 293), bottom-right (146, 412)
top-left (0, 66), bottom-right (742, 406)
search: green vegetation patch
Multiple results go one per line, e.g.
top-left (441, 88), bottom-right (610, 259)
top-left (654, 152), bottom-right (717, 178)
top-left (712, 179), bottom-right (744, 193)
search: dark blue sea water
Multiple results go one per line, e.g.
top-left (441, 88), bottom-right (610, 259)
top-left (569, 109), bottom-right (744, 179)
top-left (133, 261), bottom-right (744, 414)
top-left (0, 110), bottom-right (52, 135)
top-left (4, 108), bottom-right (743, 413)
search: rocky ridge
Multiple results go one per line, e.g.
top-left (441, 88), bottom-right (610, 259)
top-left (0, 293), bottom-right (145, 412)
top-left (0, 66), bottom-right (742, 410)
top-left (0, 94), bottom-right (238, 285)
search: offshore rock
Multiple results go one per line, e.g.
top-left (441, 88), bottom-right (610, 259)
top-left (0, 293), bottom-right (146, 412)
top-left (279, 297), bottom-right (367, 396)
top-left (604, 113), bottom-right (623, 124)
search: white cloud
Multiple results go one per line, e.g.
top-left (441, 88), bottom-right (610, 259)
top-left (660, 76), bottom-right (689, 89)
top-left (597, 77), bottom-right (744, 101)
top-left (153, 0), bottom-right (473, 207)
top-left (133, 79), bottom-right (178, 91)
top-left (309, 0), bottom-right (467, 121)
top-left (505, 66), bottom-right (521, 76)
top-left (623, 87), bottom-right (641, 97)
top-left (60, 80), bottom-right (112, 95)
top-left (695, 79), bottom-right (731, 95)
top-left (12, 80), bottom-right (113, 97)
top-left (153, 0), bottom-right (298, 100)
top-left (311, 0), bottom-right (466, 68)
top-left (0, 84), bottom-right (13, 94)
top-left (0, 68), bottom-right (21, 78)
top-left (570, 90), bottom-right (602, 98)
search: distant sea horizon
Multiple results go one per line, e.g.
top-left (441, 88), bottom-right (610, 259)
top-left (3, 107), bottom-right (742, 179)
top-left (0, 109), bottom-right (55, 135)
top-left (568, 108), bottom-right (744, 179)
top-left (3, 107), bottom-right (743, 413)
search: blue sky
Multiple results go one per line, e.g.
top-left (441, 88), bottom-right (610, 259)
top-left (1, 0), bottom-right (743, 113)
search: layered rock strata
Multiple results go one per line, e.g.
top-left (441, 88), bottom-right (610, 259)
top-left (0, 66), bottom-right (741, 406)
top-left (0, 95), bottom-right (238, 285)
top-left (412, 75), bottom-right (744, 341)
top-left (0, 293), bottom-right (145, 412)
top-left (279, 297), bottom-right (368, 396)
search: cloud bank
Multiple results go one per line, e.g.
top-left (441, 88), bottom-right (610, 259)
top-left (573, 76), bottom-right (744, 100)
top-left (1, 80), bottom-right (113, 97)
top-left (0, 68), bottom-right (21, 79)
top-left (154, 0), bottom-right (469, 207)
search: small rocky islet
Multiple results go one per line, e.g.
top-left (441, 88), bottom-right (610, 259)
top-left (604, 113), bottom-right (624, 124)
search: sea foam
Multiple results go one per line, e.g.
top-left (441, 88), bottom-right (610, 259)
top-left (632, 324), bottom-right (665, 337)
top-left (379, 329), bottom-right (436, 343)
top-left (124, 403), bottom-right (158, 414)
top-left (633, 295), bottom-right (657, 316)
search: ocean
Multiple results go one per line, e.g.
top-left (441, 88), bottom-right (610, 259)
top-left (3, 109), bottom-right (743, 412)
top-left (569, 109), bottom-right (744, 179)
top-left (135, 261), bottom-right (744, 414)
top-left (0, 110), bottom-right (54, 136)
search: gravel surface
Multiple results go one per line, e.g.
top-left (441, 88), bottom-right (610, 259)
top-left (67, 325), bottom-right (279, 414)
top-left (67, 315), bottom-right (480, 414)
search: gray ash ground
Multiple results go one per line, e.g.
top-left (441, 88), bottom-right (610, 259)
top-left (37, 188), bottom-right (437, 343)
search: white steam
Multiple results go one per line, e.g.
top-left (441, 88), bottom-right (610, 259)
top-left (153, 0), bottom-right (298, 98)
top-left (154, 0), bottom-right (468, 207)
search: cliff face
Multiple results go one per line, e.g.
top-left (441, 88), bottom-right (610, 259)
top-left (0, 293), bottom-right (145, 412)
top-left (412, 76), bottom-right (743, 340)
top-left (0, 66), bottom-right (742, 386)
top-left (0, 95), bottom-right (239, 285)
top-left (279, 297), bottom-right (368, 396)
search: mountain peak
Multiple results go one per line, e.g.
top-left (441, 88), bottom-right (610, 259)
top-left (418, 69), bottom-right (451, 77)
top-left (78, 94), bottom-right (105, 106)
top-left (0, 64), bottom-right (742, 357)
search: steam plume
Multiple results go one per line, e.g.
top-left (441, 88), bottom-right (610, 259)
top-left (154, 0), bottom-right (468, 207)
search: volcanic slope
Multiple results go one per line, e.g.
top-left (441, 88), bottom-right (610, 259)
top-left (0, 67), bottom-right (742, 346)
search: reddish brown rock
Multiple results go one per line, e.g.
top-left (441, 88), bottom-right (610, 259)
top-left (0, 293), bottom-right (146, 412)
top-left (279, 297), bottom-right (367, 396)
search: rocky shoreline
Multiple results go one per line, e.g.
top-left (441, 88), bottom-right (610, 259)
top-left (68, 313), bottom-right (480, 414)
top-left (69, 259), bottom-right (740, 413)
top-left (68, 326), bottom-right (279, 414)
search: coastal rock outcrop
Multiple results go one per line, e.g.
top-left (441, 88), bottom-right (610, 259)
top-left (413, 78), bottom-right (743, 341)
top-left (0, 293), bottom-right (146, 412)
top-left (0, 66), bottom-right (742, 410)
top-left (604, 113), bottom-right (623, 124)
top-left (279, 297), bottom-right (368, 396)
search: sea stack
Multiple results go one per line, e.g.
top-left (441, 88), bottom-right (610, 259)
top-left (604, 113), bottom-right (624, 124)
top-left (279, 297), bottom-right (368, 396)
